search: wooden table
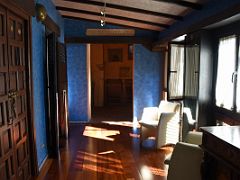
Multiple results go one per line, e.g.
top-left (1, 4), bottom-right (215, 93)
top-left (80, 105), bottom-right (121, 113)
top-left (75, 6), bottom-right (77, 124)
top-left (201, 126), bottom-right (240, 180)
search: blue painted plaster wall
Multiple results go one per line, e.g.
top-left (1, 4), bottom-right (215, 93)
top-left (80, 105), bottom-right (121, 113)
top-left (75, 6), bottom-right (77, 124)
top-left (133, 44), bottom-right (163, 120)
top-left (32, 0), bottom-right (64, 168)
top-left (67, 44), bottom-right (89, 122)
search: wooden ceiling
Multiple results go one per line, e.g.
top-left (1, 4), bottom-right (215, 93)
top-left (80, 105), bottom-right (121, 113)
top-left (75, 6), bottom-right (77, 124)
top-left (52, 0), bottom-right (210, 32)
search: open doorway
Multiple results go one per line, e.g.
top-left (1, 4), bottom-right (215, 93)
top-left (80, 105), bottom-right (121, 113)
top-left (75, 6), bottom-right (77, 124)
top-left (90, 44), bottom-right (133, 122)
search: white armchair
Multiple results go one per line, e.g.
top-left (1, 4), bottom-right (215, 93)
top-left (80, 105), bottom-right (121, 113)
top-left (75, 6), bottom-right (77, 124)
top-left (139, 101), bottom-right (181, 149)
top-left (167, 142), bottom-right (203, 180)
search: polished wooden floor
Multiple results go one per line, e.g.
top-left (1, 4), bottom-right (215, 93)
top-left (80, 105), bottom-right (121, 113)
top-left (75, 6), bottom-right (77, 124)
top-left (36, 107), bottom-right (172, 180)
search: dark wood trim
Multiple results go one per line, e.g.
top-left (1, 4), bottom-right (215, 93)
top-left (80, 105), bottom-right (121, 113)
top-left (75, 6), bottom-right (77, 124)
top-left (66, 0), bottom-right (183, 21)
top-left (11, 0), bottom-right (35, 16)
top-left (63, 16), bottom-right (159, 32)
top-left (57, 6), bottom-right (169, 28)
top-left (3, 0), bottom-right (35, 16)
top-left (27, 16), bottom-right (39, 176)
top-left (0, 0), bottom-right (29, 19)
top-left (154, 2), bottom-right (240, 45)
top-left (44, 15), bottom-right (61, 37)
top-left (65, 36), bottom-right (155, 44)
top-left (37, 158), bottom-right (53, 178)
top-left (214, 106), bottom-right (240, 125)
top-left (152, 0), bottom-right (202, 10)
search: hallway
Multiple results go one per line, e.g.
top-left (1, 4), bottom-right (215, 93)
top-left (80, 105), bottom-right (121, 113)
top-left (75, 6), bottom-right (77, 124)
top-left (91, 105), bottom-right (133, 122)
top-left (37, 122), bottom-right (172, 180)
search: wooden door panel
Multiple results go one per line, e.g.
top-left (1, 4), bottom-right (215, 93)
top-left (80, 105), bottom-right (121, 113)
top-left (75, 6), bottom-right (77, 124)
top-left (13, 122), bottom-right (21, 144)
top-left (0, 4), bottom-right (31, 179)
top-left (2, 128), bottom-right (12, 154)
top-left (0, 156), bottom-right (15, 180)
top-left (0, 161), bottom-right (8, 180)
top-left (8, 17), bottom-right (15, 40)
top-left (7, 10), bottom-right (30, 179)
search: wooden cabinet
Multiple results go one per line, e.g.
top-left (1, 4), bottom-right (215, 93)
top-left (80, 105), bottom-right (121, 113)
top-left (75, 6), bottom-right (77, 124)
top-left (201, 126), bottom-right (240, 180)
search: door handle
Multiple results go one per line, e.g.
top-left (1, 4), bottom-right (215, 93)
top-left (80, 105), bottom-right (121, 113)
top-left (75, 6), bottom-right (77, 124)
top-left (8, 91), bottom-right (17, 123)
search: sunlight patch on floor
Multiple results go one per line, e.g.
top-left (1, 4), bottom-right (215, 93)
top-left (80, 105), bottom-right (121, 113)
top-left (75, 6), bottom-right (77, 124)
top-left (141, 165), bottom-right (167, 179)
top-left (129, 133), bottom-right (140, 138)
top-left (102, 121), bottom-right (140, 128)
top-left (73, 150), bottom-right (123, 175)
top-left (147, 166), bottom-right (167, 176)
top-left (98, 150), bottom-right (115, 155)
top-left (83, 126), bottom-right (120, 141)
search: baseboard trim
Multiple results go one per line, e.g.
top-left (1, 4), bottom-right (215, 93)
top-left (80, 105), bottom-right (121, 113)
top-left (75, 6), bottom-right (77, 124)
top-left (35, 156), bottom-right (53, 180)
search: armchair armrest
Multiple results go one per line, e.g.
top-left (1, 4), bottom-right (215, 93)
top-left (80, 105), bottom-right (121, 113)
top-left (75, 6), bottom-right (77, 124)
top-left (184, 131), bottom-right (203, 145)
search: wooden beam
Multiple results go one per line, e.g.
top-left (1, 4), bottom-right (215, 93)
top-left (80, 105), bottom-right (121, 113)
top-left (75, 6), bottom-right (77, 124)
top-left (56, 6), bottom-right (169, 28)
top-left (86, 29), bottom-right (135, 36)
top-left (65, 0), bottom-right (183, 20)
top-left (65, 36), bottom-right (154, 44)
top-left (152, 0), bottom-right (202, 10)
top-left (153, 1), bottom-right (240, 45)
top-left (53, 0), bottom-right (174, 24)
top-left (44, 15), bottom-right (61, 36)
top-left (61, 11), bottom-right (163, 31)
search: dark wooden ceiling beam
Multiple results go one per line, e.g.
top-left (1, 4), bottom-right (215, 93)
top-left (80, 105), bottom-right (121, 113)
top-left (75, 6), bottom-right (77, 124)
top-left (57, 6), bottom-right (170, 28)
top-left (65, 36), bottom-right (155, 44)
top-left (152, 0), bottom-right (202, 10)
top-left (65, 0), bottom-right (183, 20)
top-left (62, 15), bottom-right (161, 32)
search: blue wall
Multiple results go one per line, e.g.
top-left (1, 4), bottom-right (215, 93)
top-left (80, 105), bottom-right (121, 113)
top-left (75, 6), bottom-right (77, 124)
top-left (67, 44), bottom-right (89, 122)
top-left (133, 44), bottom-right (163, 120)
top-left (32, 0), bottom-right (64, 168)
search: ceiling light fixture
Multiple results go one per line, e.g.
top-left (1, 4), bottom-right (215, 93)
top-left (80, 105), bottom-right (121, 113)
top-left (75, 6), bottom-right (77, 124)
top-left (100, 1), bottom-right (106, 27)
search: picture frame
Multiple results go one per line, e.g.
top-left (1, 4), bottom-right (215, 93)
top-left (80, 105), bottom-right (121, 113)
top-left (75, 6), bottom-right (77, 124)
top-left (108, 48), bottom-right (123, 62)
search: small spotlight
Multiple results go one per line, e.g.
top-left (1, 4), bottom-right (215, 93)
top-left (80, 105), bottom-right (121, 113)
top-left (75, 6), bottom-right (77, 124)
top-left (100, 20), bottom-right (105, 26)
top-left (100, 11), bottom-right (104, 16)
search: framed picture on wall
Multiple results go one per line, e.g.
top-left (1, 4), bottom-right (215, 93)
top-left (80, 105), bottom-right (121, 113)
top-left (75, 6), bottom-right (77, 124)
top-left (128, 44), bottom-right (133, 60)
top-left (108, 48), bottom-right (123, 62)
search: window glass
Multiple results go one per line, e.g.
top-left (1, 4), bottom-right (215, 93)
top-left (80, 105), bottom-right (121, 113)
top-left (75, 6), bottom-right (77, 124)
top-left (237, 44), bottom-right (240, 112)
top-left (215, 36), bottom-right (236, 110)
top-left (168, 44), bottom-right (184, 99)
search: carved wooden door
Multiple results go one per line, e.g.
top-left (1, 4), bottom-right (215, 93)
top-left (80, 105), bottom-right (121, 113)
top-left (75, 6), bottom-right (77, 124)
top-left (0, 5), bottom-right (31, 180)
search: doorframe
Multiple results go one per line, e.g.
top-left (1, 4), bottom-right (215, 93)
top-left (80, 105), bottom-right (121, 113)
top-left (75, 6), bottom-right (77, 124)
top-left (88, 43), bottom-right (134, 121)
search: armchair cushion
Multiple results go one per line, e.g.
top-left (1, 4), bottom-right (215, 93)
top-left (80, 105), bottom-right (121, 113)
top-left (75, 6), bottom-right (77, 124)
top-left (140, 107), bottom-right (159, 121)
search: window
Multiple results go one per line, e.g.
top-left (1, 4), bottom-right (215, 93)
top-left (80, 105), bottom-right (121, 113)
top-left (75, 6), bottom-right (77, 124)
top-left (168, 43), bottom-right (199, 100)
top-left (215, 35), bottom-right (238, 111)
top-left (168, 44), bottom-right (184, 100)
top-left (237, 43), bottom-right (240, 112)
top-left (184, 45), bottom-right (199, 98)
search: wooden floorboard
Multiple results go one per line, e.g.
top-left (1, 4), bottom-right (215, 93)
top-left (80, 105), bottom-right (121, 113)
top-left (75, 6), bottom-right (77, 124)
top-left (36, 122), bottom-right (172, 180)
top-left (36, 106), bottom-right (172, 180)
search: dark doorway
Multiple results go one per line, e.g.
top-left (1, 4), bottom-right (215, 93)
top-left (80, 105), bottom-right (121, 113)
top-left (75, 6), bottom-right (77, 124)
top-left (45, 32), bottom-right (59, 158)
top-left (90, 44), bottom-right (133, 122)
